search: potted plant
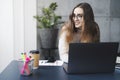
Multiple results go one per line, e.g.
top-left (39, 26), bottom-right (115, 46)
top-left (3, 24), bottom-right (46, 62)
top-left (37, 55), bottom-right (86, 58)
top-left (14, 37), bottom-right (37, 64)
top-left (34, 2), bottom-right (62, 49)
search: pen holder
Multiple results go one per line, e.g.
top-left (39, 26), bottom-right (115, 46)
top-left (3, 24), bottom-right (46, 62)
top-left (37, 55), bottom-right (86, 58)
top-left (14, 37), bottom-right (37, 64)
top-left (18, 59), bottom-right (34, 76)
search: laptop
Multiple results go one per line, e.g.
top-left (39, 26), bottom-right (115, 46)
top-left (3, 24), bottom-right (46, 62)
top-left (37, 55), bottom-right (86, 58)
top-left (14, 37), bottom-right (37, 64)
top-left (63, 42), bottom-right (119, 74)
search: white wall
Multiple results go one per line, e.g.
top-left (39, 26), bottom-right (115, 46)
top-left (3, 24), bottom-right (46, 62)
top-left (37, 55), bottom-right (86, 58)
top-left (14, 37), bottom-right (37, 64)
top-left (0, 0), bottom-right (14, 73)
top-left (24, 0), bottom-right (37, 53)
top-left (13, 0), bottom-right (25, 60)
top-left (0, 0), bottom-right (36, 73)
top-left (13, 0), bottom-right (37, 60)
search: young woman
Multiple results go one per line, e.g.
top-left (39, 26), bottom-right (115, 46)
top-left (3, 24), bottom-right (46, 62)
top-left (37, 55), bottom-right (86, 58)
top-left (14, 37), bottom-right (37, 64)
top-left (58, 2), bottom-right (100, 63)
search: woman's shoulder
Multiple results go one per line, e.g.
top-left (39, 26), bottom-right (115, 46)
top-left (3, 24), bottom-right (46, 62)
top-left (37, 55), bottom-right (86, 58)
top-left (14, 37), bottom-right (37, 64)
top-left (60, 22), bottom-right (70, 32)
top-left (62, 21), bottom-right (70, 29)
top-left (59, 24), bottom-right (70, 38)
top-left (61, 25), bottom-right (68, 31)
top-left (59, 26), bottom-right (68, 36)
top-left (59, 21), bottom-right (72, 36)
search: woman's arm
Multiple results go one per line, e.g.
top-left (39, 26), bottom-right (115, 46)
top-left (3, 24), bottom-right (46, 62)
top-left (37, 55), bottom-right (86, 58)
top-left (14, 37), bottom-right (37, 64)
top-left (58, 31), bottom-right (69, 63)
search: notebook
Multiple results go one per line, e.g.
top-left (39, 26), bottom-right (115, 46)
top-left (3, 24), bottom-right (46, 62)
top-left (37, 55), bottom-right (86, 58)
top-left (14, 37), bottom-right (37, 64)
top-left (63, 42), bottom-right (119, 74)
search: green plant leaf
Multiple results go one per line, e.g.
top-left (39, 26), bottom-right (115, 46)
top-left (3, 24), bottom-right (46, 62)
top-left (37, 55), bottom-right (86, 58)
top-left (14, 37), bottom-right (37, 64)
top-left (33, 2), bottom-right (62, 28)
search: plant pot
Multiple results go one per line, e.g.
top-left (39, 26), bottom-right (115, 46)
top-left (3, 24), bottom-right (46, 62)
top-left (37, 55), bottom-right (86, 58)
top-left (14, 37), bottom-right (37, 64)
top-left (38, 28), bottom-right (59, 49)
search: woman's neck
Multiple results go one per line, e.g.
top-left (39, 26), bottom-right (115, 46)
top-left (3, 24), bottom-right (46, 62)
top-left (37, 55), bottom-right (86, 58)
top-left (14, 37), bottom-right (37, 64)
top-left (74, 27), bottom-right (81, 33)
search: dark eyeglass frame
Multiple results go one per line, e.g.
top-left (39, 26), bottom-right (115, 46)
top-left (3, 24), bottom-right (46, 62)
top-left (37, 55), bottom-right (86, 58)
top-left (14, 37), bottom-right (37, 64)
top-left (72, 13), bottom-right (84, 20)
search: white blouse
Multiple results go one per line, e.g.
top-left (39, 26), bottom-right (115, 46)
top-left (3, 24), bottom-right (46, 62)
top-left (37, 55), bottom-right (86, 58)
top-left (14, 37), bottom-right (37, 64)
top-left (58, 30), bottom-right (81, 63)
top-left (58, 31), bottom-right (69, 63)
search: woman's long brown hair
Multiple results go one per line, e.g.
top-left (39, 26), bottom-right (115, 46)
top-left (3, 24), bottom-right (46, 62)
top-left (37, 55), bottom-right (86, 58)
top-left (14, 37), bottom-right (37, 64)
top-left (60, 2), bottom-right (100, 43)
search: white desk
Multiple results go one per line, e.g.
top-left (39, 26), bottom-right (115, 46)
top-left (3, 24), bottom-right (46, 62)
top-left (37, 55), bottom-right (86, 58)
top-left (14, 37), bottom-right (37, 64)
top-left (39, 60), bottom-right (63, 66)
top-left (116, 57), bottom-right (120, 63)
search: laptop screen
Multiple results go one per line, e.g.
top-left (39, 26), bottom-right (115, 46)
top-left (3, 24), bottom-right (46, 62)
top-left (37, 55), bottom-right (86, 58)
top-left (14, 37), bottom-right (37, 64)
top-left (64, 42), bottom-right (119, 74)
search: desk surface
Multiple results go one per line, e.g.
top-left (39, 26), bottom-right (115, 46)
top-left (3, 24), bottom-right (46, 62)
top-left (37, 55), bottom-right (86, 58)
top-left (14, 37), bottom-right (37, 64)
top-left (0, 60), bottom-right (120, 80)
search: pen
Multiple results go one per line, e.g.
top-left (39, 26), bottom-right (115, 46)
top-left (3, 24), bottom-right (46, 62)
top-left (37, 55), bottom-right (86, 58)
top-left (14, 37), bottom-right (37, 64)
top-left (21, 57), bottom-right (31, 75)
top-left (21, 53), bottom-right (25, 61)
top-left (24, 52), bottom-right (27, 60)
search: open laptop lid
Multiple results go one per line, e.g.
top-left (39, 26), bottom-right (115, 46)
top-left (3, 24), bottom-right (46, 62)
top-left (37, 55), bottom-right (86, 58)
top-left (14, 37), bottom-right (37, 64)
top-left (65, 42), bottom-right (119, 74)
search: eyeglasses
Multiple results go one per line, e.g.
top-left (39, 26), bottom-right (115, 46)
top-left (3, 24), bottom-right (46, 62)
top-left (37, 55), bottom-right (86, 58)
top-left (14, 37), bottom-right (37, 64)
top-left (73, 14), bottom-right (83, 20)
